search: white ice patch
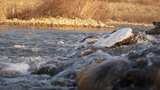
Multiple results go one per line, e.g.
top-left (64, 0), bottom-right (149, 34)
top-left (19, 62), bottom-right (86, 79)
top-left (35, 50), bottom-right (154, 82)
top-left (94, 28), bottom-right (133, 47)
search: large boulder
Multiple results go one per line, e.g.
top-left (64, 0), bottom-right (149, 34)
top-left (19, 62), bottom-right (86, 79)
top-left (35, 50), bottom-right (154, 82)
top-left (77, 58), bottom-right (132, 90)
top-left (94, 28), bottom-right (134, 48)
top-left (77, 52), bottom-right (160, 90)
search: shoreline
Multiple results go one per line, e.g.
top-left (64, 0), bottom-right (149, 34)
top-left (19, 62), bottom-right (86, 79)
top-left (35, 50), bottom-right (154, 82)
top-left (0, 18), bottom-right (153, 32)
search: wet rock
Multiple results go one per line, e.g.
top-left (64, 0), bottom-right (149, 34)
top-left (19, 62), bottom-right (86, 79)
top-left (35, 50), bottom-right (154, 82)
top-left (32, 60), bottom-right (66, 76)
top-left (80, 48), bottom-right (97, 57)
top-left (128, 46), bottom-right (160, 60)
top-left (32, 64), bottom-right (58, 76)
top-left (153, 21), bottom-right (160, 28)
top-left (0, 63), bottom-right (30, 77)
top-left (31, 87), bottom-right (77, 90)
top-left (114, 68), bottom-right (152, 90)
top-left (80, 35), bottom-right (98, 44)
top-left (119, 32), bottom-right (148, 45)
top-left (77, 59), bottom-right (131, 90)
top-left (146, 22), bottom-right (160, 35)
top-left (77, 53), bottom-right (160, 90)
top-left (94, 28), bottom-right (134, 48)
top-left (51, 78), bottom-right (76, 87)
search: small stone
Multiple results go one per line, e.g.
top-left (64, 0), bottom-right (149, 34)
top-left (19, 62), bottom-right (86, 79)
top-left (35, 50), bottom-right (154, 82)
top-left (80, 35), bottom-right (98, 44)
top-left (80, 48), bottom-right (97, 57)
top-left (153, 21), bottom-right (160, 28)
top-left (32, 64), bottom-right (60, 76)
top-left (146, 22), bottom-right (160, 35)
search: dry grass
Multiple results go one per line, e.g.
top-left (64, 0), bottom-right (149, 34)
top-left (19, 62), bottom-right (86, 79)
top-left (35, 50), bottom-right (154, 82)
top-left (0, 17), bottom-right (107, 28)
top-left (0, 0), bottom-right (160, 27)
top-left (109, 0), bottom-right (160, 5)
top-left (107, 2), bottom-right (160, 23)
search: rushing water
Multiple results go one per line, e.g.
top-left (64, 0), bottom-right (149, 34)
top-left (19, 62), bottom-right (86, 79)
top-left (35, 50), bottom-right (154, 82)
top-left (0, 26), bottom-right (110, 90)
top-left (0, 25), bottom-right (159, 90)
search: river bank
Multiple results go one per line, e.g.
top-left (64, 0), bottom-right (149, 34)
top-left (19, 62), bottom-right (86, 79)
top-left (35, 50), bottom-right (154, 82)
top-left (0, 17), bottom-right (153, 32)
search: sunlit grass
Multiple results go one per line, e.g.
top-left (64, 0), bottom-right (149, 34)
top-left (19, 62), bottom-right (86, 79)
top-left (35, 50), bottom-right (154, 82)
top-left (0, 17), bottom-right (106, 28)
top-left (0, 0), bottom-right (160, 27)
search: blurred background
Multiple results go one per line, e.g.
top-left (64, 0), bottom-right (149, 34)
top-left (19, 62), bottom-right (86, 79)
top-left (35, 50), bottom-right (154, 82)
top-left (0, 0), bottom-right (160, 23)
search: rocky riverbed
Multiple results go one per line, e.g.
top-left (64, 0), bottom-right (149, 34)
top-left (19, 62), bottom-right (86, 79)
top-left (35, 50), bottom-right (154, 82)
top-left (0, 24), bottom-right (159, 90)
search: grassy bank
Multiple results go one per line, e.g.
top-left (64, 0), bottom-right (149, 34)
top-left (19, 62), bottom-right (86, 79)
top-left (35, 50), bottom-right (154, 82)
top-left (0, 0), bottom-right (159, 28)
top-left (0, 17), bottom-right (107, 28)
top-left (0, 17), bottom-right (152, 30)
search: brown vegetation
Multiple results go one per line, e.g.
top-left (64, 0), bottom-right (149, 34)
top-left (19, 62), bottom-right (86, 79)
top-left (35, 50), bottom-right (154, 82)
top-left (0, 0), bottom-right (160, 24)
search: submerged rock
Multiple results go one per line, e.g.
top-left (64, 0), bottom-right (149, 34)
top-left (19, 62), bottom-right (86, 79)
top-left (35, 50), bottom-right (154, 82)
top-left (32, 64), bottom-right (58, 76)
top-left (146, 22), bottom-right (160, 35)
top-left (94, 28), bottom-right (134, 47)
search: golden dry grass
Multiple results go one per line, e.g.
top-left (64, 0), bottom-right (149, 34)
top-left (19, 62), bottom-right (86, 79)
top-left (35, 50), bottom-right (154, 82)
top-left (0, 17), bottom-right (106, 28)
top-left (0, 0), bottom-right (160, 27)
top-left (107, 2), bottom-right (160, 23)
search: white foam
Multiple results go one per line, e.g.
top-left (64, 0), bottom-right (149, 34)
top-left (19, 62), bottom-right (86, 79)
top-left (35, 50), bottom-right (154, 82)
top-left (0, 63), bottom-right (30, 75)
top-left (14, 44), bottom-right (26, 49)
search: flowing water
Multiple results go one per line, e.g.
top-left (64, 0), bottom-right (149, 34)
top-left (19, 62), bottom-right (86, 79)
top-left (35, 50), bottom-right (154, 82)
top-left (0, 25), bottom-right (159, 90)
top-left (0, 26), bottom-right (109, 90)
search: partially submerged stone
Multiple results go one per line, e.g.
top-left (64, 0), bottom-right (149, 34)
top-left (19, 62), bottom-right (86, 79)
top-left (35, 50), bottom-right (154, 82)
top-left (115, 32), bottom-right (148, 46)
top-left (80, 35), bottom-right (98, 44)
top-left (146, 22), bottom-right (160, 35)
top-left (94, 28), bottom-right (133, 48)
top-left (153, 21), bottom-right (160, 28)
top-left (32, 64), bottom-right (58, 76)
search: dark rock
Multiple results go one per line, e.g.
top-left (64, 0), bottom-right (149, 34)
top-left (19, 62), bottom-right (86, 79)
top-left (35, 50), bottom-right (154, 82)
top-left (32, 62), bottom-right (64, 76)
top-left (146, 22), bottom-right (160, 35)
top-left (77, 59), bottom-right (132, 90)
top-left (153, 22), bottom-right (160, 28)
top-left (51, 78), bottom-right (76, 87)
top-left (77, 53), bottom-right (160, 90)
top-left (128, 46), bottom-right (160, 60)
top-left (115, 32), bottom-right (148, 47)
